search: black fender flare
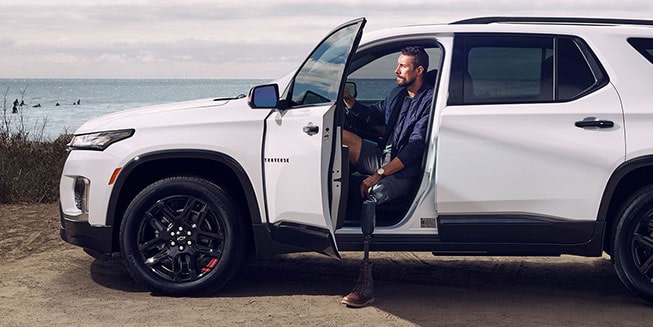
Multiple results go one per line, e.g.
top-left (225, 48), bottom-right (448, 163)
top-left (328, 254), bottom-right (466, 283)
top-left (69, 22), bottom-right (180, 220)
top-left (106, 149), bottom-right (262, 229)
top-left (598, 155), bottom-right (653, 222)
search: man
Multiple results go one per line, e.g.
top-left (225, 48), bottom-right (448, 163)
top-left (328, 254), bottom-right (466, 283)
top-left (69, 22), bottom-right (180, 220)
top-left (341, 46), bottom-right (433, 307)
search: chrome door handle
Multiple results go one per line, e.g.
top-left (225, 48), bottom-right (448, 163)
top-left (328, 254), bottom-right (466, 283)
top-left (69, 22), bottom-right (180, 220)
top-left (303, 124), bottom-right (319, 136)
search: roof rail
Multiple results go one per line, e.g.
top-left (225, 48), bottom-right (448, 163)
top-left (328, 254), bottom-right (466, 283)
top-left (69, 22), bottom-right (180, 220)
top-left (450, 16), bottom-right (653, 26)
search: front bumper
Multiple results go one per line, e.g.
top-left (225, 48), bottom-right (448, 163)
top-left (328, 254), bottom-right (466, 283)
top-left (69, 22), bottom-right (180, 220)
top-left (59, 204), bottom-right (114, 258)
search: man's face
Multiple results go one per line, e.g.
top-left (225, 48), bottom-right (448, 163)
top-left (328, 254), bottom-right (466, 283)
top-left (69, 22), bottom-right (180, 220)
top-left (395, 54), bottom-right (420, 87)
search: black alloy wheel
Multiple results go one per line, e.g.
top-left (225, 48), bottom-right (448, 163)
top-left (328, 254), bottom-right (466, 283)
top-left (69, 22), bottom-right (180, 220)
top-left (613, 186), bottom-right (653, 303)
top-left (120, 177), bottom-right (246, 295)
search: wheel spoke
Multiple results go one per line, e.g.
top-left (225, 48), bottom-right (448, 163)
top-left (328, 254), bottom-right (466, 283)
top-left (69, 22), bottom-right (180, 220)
top-left (181, 198), bottom-right (207, 225)
top-left (195, 244), bottom-right (221, 256)
top-left (188, 254), bottom-right (200, 279)
top-left (145, 212), bottom-right (167, 234)
top-left (155, 200), bottom-right (178, 224)
top-left (198, 230), bottom-right (224, 242)
top-left (638, 255), bottom-right (653, 275)
top-left (139, 237), bottom-right (164, 252)
top-left (172, 253), bottom-right (198, 282)
top-left (145, 250), bottom-right (169, 267)
top-left (634, 233), bottom-right (653, 251)
top-left (194, 205), bottom-right (210, 228)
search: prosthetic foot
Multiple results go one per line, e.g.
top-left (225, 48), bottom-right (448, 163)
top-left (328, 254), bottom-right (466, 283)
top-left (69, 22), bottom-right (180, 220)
top-left (342, 198), bottom-right (376, 308)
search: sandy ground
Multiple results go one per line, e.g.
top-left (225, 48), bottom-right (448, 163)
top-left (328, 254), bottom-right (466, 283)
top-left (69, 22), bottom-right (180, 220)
top-left (1, 203), bottom-right (651, 326)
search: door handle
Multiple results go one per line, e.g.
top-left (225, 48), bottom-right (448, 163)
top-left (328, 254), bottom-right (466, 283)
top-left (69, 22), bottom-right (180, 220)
top-left (303, 124), bottom-right (319, 136)
top-left (574, 119), bottom-right (614, 129)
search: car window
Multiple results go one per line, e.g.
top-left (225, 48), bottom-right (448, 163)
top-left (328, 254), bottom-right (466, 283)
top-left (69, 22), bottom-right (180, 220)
top-left (448, 34), bottom-right (605, 105)
top-left (557, 38), bottom-right (597, 100)
top-left (628, 38), bottom-right (653, 64)
top-left (348, 53), bottom-right (398, 101)
top-left (348, 47), bottom-right (441, 102)
top-left (289, 23), bottom-right (361, 107)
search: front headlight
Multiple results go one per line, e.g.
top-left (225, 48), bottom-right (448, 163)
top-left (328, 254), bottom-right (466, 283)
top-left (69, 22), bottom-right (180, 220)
top-left (68, 129), bottom-right (135, 151)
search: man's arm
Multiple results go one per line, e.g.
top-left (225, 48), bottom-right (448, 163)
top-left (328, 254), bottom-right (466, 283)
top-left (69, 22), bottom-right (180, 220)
top-left (344, 88), bottom-right (404, 126)
top-left (359, 157), bottom-right (405, 198)
top-left (394, 90), bottom-right (433, 171)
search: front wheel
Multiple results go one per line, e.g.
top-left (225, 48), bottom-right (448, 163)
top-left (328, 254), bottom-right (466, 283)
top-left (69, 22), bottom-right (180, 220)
top-left (612, 186), bottom-right (653, 303)
top-left (120, 177), bottom-right (247, 296)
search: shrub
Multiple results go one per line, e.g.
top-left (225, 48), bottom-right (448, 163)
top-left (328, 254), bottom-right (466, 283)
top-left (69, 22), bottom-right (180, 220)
top-left (1, 86), bottom-right (71, 203)
top-left (0, 134), bottom-right (71, 203)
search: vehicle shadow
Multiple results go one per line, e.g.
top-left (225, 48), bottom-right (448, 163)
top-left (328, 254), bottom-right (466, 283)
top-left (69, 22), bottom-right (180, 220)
top-left (89, 252), bottom-right (651, 325)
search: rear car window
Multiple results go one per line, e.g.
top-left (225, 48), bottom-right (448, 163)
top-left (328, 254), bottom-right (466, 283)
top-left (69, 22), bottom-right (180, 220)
top-left (448, 34), bottom-right (607, 105)
top-left (628, 38), bottom-right (653, 64)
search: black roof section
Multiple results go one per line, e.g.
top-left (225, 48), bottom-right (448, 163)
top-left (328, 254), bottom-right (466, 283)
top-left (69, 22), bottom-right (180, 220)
top-left (451, 17), bottom-right (653, 26)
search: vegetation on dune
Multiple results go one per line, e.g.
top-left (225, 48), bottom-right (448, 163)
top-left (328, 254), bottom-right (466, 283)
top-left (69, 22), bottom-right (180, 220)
top-left (1, 87), bottom-right (70, 203)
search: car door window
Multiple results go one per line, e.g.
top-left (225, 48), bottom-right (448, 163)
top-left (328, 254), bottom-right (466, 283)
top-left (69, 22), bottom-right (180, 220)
top-left (557, 38), bottom-right (598, 99)
top-left (448, 34), bottom-right (607, 105)
top-left (348, 47), bottom-right (442, 103)
top-left (289, 23), bottom-right (362, 107)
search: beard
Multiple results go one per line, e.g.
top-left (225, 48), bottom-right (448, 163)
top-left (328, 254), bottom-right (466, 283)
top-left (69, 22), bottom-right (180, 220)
top-left (396, 75), bottom-right (415, 87)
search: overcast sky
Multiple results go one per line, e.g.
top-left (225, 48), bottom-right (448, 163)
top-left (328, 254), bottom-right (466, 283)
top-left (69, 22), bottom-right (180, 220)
top-left (0, 0), bottom-right (651, 79)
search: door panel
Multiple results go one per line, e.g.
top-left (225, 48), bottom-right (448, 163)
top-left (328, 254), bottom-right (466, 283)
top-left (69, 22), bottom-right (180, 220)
top-left (261, 18), bottom-right (366, 257)
top-left (437, 86), bottom-right (624, 221)
top-left (264, 104), bottom-right (335, 228)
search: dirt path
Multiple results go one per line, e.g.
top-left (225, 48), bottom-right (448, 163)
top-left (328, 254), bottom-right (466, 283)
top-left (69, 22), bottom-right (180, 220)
top-left (1, 203), bottom-right (650, 326)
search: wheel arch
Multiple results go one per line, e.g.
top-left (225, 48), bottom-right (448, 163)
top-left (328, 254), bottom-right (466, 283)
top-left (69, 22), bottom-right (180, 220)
top-left (106, 149), bottom-right (262, 253)
top-left (599, 155), bottom-right (653, 255)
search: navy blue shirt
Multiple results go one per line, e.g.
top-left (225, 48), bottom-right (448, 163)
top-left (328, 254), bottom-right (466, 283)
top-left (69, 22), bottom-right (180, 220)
top-left (349, 84), bottom-right (433, 178)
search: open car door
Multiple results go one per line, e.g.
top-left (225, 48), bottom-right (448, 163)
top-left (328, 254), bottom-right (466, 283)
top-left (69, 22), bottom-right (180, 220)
top-left (259, 18), bottom-right (366, 258)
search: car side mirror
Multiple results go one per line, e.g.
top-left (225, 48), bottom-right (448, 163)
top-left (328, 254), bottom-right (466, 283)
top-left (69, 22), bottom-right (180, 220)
top-left (248, 84), bottom-right (279, 109)
top-left (345, 81), bottom-right (357, 98)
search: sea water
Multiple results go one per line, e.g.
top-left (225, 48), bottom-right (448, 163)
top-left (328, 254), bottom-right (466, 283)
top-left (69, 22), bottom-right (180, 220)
top-left (0, 78), bottom-right (396, 141)
top-left (0, 79), bottom-right (267, 140)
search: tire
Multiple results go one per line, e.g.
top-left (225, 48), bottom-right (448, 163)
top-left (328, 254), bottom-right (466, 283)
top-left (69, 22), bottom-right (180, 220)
top-left (612, 185), bottom-right (653, 303)
top-left (120, 176), bottom-right (246, 296)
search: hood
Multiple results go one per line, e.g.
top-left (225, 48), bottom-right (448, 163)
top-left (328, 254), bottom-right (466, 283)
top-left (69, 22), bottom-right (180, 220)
top-left (74, 96), bottom-right (244, 134)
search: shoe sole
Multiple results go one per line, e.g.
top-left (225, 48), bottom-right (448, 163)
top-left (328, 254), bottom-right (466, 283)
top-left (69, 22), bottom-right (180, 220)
top-left (341, 297), bottom-right (375, 308)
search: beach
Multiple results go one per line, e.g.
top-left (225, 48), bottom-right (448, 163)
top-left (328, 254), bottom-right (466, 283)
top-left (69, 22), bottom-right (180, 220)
top-left (0, 202), bottom-right (649, 326)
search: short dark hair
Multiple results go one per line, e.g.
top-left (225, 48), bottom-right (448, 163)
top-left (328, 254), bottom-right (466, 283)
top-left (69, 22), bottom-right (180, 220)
top-left (402, 46), bottom-right (429, 72)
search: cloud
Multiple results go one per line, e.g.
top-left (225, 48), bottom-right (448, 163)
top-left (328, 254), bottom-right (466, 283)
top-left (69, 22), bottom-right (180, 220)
top-left (45, 53), bottom-right (80, 63)
top-left (0, 0), bottom-right (651, 78)
top-left (0, 37), bottom-right (15, 47)
top-left (97, 53), bottom-right (127, 63)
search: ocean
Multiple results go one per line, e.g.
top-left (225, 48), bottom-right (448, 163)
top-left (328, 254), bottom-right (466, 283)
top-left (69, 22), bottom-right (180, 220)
top-left (0, 78), bottom-right (398, 141)
top-left (0, 79), bottom-right (267, 140)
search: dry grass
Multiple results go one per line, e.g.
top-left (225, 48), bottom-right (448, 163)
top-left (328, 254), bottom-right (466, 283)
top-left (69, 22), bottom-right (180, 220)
top-left (0, 134), bottom-right (70, 203)
top-left (1, 87), bottom-right (71, 203)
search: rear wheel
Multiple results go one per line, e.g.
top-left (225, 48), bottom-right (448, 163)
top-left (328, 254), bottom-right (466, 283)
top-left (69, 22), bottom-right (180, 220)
top-left (613, 186), bottom-right (653, 303)
top-left (120, 176), bottom-right (246, 295)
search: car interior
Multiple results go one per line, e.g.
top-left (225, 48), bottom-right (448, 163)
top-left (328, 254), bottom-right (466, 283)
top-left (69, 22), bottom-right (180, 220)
top-left (341, 40), bottom-right (441, 228)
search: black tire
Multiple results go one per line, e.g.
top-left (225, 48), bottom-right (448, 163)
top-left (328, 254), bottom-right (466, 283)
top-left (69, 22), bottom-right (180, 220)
top-left (120, 176), bottom-right (246, 296)
top-left (612, 186), bottom-right (653, 303)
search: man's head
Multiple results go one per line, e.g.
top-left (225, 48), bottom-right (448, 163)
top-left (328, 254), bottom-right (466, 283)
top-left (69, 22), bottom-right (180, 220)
top-left (395, 46), bottom-right (429, 89)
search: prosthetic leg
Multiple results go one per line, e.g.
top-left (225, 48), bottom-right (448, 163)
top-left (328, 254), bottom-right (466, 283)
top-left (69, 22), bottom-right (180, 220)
top-left (341, 197), bottom-right (376, 308)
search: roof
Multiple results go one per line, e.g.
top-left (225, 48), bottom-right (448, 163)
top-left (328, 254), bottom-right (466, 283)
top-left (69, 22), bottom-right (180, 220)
top-left (450, 16), bottom-right (653, 26)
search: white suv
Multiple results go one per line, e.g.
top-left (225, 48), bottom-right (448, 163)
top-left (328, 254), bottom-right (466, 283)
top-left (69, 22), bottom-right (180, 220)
top-left (59, 17), bottom-right (653, 302)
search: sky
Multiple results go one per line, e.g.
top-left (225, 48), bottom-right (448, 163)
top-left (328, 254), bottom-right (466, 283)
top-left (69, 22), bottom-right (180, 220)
top-left (0, 0), bottom-right (651, 79)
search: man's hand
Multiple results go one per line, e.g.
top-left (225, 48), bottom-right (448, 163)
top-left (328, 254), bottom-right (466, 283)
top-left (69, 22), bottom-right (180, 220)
top-left (360, 173), bottom-right (382, 198)
top-left (359, 158), bottom-right (406, 198)
top-left (343, 90), bottom-right (355, 109)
